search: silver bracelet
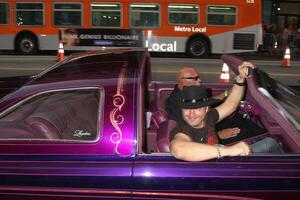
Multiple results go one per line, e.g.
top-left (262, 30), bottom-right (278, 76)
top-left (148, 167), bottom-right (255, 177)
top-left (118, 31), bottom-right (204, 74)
top-left (216, 145), bottom-right (222, 159)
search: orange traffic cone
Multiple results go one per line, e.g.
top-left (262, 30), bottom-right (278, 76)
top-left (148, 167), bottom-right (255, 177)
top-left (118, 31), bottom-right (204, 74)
top-left (219, 63), bottom-right (230, 83)
top-left (57, 42), bottom-right (65, 61)
top-left (281, 46), bottom-right (291, 68)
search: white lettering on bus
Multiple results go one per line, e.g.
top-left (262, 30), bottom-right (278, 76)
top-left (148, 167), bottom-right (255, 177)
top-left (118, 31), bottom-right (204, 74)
top-left (145, 40), bottom-right (177, 52)
top-left (79, 34), bottom-right (139, 40)
top-left (174, 26), bottom-right (191, 32)
top-left (103, 35), bottom-right (139, 40)
top-left (174, 26), bottom-right (206, 33)
top-left (80, 34), bottom-right (102, 39)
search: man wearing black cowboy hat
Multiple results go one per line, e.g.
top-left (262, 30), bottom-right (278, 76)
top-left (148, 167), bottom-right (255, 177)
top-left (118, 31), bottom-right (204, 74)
top-left (169, 62), bottom-right (283, 161)
top-left (165, 65), bottom-right (266, 144)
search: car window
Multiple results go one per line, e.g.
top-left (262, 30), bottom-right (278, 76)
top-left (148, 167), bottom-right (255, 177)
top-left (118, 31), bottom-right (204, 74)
top-left (255, 69), bottom-right (300, 131)
top-left (0, 88), bottom-right (101, 141)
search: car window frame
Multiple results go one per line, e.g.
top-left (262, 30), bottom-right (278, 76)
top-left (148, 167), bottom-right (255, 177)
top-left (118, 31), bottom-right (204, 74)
top-left (0, 87), bottom-right (103, 143)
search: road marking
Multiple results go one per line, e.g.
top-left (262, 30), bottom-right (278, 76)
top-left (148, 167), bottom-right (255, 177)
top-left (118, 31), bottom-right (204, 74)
top-left (151, 59), bottom-right (300, 66)
top-left (0, 68), bottom-right (299, 77)
top-left (152, 70), bottom-right (300, 77)
top-left (153, 70), bottom-right (221, 75)
top-left (0, 56), bottom-right (56, 61)
top-left (0, 67), bottom-right (45, 71)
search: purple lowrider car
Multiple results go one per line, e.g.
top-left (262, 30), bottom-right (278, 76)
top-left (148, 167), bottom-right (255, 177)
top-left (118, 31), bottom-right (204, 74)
top-left (0, 48), bottom-right (300, 199)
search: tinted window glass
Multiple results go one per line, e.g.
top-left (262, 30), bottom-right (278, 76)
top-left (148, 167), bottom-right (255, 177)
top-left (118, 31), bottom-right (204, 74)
top-left (54, 4), bottom-right (81, 9)
top-left (168, 4), bottom-right (199, 25)
top-left (0, 3), bottom-right (9, 24)
top-left (91, 3), bottom-right (121, 27)
top-left (16, 3), bottom-right (43, 9)
top-left (53, 3), bottom-right (82, 26)
top-left (0, 89), bottom-right (100, 141)
top-left (130, 4), bottom-right (160, 28)
top-left (16, 3), bottom-right (44, 26)
top-left (207, 6), bottom-right (236, 26)
top-left (255, 69), bottom-right (300, 130)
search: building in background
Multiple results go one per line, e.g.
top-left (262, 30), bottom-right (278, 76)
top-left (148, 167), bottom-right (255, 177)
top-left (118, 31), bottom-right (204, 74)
top-left (262, 0), bottom-right (300, 51)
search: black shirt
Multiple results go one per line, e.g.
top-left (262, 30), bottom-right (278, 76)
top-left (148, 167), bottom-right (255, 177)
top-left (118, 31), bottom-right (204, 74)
top-left (169, 108), bottom-right (219, 145)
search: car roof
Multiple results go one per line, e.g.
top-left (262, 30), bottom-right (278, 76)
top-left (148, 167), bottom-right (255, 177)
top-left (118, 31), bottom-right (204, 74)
top-left (30, 48), bottom-right (148, 85)
top-left (0, 48), bottom-right (149, 109)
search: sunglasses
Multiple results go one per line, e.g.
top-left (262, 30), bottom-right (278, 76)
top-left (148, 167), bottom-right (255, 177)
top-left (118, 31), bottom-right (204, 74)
top-left (181, 76), bottom-right (200, 81)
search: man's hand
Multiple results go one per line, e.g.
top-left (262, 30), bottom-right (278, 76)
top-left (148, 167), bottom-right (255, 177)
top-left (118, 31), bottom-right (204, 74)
top-left (217, 128), bottom-right (240, 139)
top-left (226, 141), bottom-right (251, 156)
top-left (216, 61), bottom-right (255, 122)
top-left (237, 61), bottom-right (256, 82)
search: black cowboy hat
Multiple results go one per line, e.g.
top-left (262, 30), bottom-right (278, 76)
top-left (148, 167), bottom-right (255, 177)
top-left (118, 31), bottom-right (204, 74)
top-left (179, 85), bottom-right (220, 109)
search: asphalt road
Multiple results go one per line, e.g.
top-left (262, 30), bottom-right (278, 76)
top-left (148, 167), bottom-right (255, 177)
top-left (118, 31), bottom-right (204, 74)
top-left (0, 54), bottom-right (300, 86)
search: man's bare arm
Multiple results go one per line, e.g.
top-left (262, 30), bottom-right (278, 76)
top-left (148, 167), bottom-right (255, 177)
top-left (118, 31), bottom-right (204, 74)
top-left (215, 77), bottom-right (245, 121)
top-left (217, 127), bottom-right (240, 139)
top-left (170, 133), bottom-right (250, 162)
top-left (216, 61), bottom-right (255, 122)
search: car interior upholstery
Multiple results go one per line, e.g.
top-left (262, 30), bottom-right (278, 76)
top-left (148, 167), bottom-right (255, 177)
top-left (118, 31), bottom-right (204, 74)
top-left (144, 82), bottom-right (289, 154)
top-left (0, 89), bottom-right (99, 141)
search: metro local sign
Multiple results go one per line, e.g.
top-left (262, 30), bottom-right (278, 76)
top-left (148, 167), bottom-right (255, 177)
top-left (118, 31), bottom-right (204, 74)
top-left (145, 40), bottom-right (177, 52)
top-left (144, 26), bottom-right (207, 52)
top-left (174, 26), bottom-right (207, 33)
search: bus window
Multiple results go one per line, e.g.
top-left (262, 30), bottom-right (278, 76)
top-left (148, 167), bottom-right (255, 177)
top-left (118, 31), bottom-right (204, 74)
top-left (53, 3), bottom-right (82, 26)
top-left (168, 4), bottom-right (199, 25)
top-left (15, 3), bottom-right (44, 26)
top-left (91, 3), bottom-right (122, 27)
top-left (0, 2), bottom-right (9, 24)
top-left (130, 4), bottom-right (160, 28)
top-left (207, 6), bottom-right (236, 26)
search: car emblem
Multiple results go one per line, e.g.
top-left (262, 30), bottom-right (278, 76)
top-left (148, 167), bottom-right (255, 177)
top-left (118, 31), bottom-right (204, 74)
top-left (74, 130), bottom-right (91, 137)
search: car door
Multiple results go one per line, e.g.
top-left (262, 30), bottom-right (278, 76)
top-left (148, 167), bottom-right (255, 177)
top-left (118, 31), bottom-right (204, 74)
top-left (132, 154), bottom-right (300, 200)
top-left (0, 87), bottom-right (134, 199)
top-left (0, 155), bottom-right (133, 199)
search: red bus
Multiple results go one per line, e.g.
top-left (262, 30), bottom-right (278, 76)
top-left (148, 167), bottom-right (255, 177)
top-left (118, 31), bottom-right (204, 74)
top-left (0, 0), bottom-right (262, 57)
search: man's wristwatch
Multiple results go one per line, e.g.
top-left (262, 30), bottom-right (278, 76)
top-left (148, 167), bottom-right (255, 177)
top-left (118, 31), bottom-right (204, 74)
top-left (234, 79), bottom-right (246, 86)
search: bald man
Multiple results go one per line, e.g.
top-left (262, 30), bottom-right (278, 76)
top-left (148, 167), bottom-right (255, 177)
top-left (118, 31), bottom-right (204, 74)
top-left (165, 66), bottom-right (266, 144)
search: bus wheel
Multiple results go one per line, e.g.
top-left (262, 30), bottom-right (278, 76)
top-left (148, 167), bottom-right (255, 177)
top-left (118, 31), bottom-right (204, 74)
top-left (17, 36), bottom-right (38, 55)
top-left (186, 38), bottom-right (208, 58)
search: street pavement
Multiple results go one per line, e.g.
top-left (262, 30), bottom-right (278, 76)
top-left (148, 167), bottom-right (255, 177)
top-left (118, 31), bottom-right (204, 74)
top-left (0, 52), bottom-right (299, 86)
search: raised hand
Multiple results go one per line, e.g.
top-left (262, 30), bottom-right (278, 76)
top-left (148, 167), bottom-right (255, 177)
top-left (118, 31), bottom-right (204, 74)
top-left (237, 61), bottom-right (256, 81)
